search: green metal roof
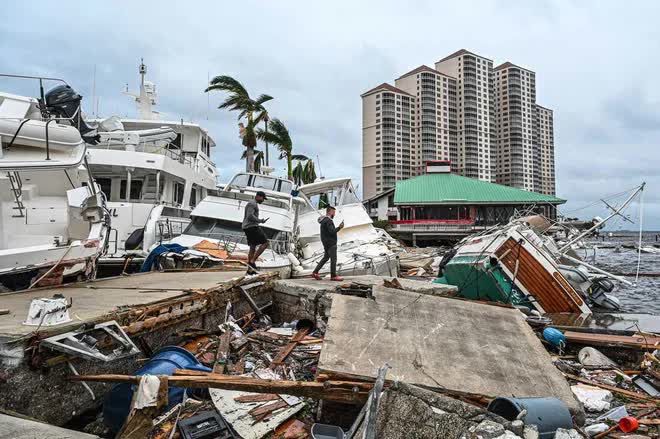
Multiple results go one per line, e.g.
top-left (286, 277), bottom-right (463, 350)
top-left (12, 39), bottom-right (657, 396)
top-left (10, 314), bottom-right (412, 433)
top-left (394, 173), bottom-right (565, 205)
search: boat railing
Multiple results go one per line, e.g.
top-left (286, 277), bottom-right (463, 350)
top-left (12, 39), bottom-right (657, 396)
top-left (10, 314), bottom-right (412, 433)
top-left (94, 139), bottom-right (197, 170)
top-left (155, 218), bottom-right (190, 244)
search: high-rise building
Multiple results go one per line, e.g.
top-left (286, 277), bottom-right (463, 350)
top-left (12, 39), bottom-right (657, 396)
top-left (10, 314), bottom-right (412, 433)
top-left (435, 50), bottom-right (495, 182)
top-left (494, 62), bottom-right (538, 192)
top-left (361, 49), bottom-right (555, 200)
top-left (394, 66), bottom-right (458, 175)
top-left (361, 83), bottom-right (415, 198)
top-left (536, 104), bottom-right (555, 195)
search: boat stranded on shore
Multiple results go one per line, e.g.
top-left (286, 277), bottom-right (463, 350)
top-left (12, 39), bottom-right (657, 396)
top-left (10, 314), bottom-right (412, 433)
top-left (0, 71), bottom-right (657, 438)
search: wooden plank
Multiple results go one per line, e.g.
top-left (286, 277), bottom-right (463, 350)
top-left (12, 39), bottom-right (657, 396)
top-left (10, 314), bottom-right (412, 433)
top-left (248, 400), bottom-right (288, 417)
top-left (213, 331), bottom-right (231, 374)
top-left (70, 373), bottom-right (371, 404)
top-left (564, 331), bottom-right (660, 351)
top-left (270, 327), bottom-right (310, 367)
top-left (564, 374), bottom-right (657, 402)
top-left (234, 394), bottom-right (280, 403)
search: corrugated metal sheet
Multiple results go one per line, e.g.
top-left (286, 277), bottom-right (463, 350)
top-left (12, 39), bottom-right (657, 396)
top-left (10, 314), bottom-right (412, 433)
top-left (394, 173), bottom-right (565, 205)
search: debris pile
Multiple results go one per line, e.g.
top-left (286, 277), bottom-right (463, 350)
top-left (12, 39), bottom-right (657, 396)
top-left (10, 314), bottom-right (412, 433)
top-left (550, 342), bottom-right (659, 437)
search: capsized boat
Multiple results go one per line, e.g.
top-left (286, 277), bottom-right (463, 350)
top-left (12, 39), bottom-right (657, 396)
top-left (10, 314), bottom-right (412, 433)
top-left (0, 75), bottom-right (110, 290)
top-left (291, 177), bottom-right (401, 278)
top-left (435, 216), bottom-right (623, 314)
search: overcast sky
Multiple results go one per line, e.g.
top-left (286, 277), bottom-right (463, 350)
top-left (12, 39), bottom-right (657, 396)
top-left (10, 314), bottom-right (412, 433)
top-left (1, 1), bottom-right (658, 228)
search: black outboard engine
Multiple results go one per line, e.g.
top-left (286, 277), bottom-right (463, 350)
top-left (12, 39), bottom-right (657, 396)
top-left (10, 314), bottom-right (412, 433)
top-left (44, 85), bottom-right (99, 144)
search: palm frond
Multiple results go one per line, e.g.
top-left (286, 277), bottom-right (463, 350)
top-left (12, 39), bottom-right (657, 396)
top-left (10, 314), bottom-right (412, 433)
top-left (218, 95), bottom-right (251, 112)
top-left (206, 75), bottom-right (248, 97)
top-left (291, 154), bottom-right (309, 161)
top-left (255, 129), bottom-right (282, 145)
top-left (241, 148), bottom-right (263, 159)
top-left (254, 94), bottom-right (274, 107)
top-left (266, 119), bottom-right (292, 147)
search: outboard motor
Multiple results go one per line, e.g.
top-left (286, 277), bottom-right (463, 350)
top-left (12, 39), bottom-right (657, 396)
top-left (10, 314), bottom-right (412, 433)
top-left (44, 85), bottom-right (99, 144)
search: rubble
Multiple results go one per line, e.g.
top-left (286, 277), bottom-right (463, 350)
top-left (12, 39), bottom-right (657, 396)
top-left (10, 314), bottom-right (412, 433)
top-left (571, 384), bottom-right (613, 412)
top-left (355, 382), bottom-right (512, 438)
top-left (0, 268), bottom-right (657, 439)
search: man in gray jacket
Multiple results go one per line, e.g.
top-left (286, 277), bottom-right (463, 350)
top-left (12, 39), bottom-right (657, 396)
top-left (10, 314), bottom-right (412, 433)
top-left (242, 191), bottom-right (269, 273)
top-left (311, 206), bottom-right (344, 281)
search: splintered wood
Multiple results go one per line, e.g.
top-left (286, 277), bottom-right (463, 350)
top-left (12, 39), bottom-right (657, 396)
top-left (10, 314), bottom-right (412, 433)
top-left (271, 328), bottom-right (310, 367)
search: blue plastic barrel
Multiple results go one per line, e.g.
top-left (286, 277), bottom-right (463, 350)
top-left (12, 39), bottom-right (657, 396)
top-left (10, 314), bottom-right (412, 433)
top-left (542, 327), bottom-right (566, 350)
top-left (103, 346), bottom-right (212, 432)
top-left (487, 397), bottom-right (573, 439)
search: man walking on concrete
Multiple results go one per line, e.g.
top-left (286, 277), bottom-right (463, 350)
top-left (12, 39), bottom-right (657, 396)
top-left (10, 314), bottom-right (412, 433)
top-left (243, 191), bottom-right (269, 274)
top-left (312, 206), bottom-right (344, 281)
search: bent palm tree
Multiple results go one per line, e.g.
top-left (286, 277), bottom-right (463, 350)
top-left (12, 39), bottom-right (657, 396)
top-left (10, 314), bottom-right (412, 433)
top-left (256, 118), bottom-right (307, 179)
top-left (206, 76), bottom-right (272, 172)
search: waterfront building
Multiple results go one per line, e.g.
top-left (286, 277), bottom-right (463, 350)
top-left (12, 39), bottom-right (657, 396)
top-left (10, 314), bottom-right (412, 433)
top-left (364, 161), bottom-right (564, 244)
top-left (362, 49), bottom-right (555, 199)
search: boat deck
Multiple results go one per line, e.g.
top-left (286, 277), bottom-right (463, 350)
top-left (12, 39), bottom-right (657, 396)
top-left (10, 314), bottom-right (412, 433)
top-left (0, 270), bottom-right (244, 337)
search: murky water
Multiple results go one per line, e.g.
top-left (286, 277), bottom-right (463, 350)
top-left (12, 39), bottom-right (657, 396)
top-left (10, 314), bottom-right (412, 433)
top-left (584, 232), bottom-right (660, 314)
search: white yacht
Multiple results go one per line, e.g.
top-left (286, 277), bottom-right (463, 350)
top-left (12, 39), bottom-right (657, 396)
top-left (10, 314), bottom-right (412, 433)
top-left (86, 61), bottom-right (219, 264)
top-left (0, 75), bottom-right (109, 290)
top-left (291, 177), bottom-right (400, 278)
top-left (168, 172), bottom-right (299, 277)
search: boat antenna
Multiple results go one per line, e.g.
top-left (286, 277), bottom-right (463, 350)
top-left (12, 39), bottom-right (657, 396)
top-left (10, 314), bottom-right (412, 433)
top-left (316, 154), bottom-right (323, 179)
top-left (206, 71), bottom-right (210, 121)
top-left (92, 64), bottom-right (96, 118)
top-left (558, 182), bottom-right (646, 254)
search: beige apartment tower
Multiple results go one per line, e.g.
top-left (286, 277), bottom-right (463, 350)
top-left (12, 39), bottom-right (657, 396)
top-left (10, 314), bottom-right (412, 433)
top-left (362, 49), bottom-right (556, 200)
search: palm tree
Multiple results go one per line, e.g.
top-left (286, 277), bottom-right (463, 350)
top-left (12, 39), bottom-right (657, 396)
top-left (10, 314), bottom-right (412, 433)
top-left (241, 149), bottom-right (264, 173)
top-left (256, 118), bottom-right (307, 179)
top-left (205, 76), bottom-right (272, 172)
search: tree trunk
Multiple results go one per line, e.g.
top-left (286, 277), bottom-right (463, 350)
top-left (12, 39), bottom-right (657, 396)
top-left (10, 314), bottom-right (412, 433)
top-left (264, 118), bottom-right (269, 166)
top-left (246, 147), bottom-right (255, 173)
top-left (287, 154), bottom-right (293, 180)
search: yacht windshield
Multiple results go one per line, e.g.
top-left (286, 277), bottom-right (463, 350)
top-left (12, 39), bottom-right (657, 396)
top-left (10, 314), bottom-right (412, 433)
top-left (252, 175), bottom-right (277, 191)
top-left (227, 173), bottom-right (293, 195)
top-left (184, 216), bottom-right (279, 241)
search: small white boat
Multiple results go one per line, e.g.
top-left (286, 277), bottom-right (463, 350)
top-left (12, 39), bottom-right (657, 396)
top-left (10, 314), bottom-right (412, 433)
top-left (166, 172), bottom-right (297, 277)
top-left (0, 75), bottom-right (110, 290)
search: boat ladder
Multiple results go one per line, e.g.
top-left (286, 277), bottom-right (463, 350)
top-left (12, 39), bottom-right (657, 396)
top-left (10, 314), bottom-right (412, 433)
top-left (7, 171), bottom-right (25, 218)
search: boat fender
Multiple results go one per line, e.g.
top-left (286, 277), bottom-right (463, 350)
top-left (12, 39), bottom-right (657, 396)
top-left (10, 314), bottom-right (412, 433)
top-left (542, 328), bottom-right (566, 351)
top-left (125, 228), bottom-right (145, 251)
top-left (287, 252), bottom-right (302, 268)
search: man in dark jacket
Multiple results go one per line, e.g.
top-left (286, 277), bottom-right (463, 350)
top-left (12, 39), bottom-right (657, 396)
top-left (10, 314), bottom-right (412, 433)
top-left (242, 191), bottom-right (269, 273)
top-left (311, 206), bottom-right (344, 281)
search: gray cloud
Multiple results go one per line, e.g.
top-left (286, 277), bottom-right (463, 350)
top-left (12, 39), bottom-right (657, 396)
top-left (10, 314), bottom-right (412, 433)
top-left (1, 0), bottom-right (659, 228)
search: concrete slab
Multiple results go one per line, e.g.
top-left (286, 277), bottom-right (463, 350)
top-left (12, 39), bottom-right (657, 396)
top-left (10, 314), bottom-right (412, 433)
top-left (0, 271), bottom-right (243, 336)
top-left (317, 286), bottom-right (582, 416)
top-left (0, 414), bottom-right (100, 438)
top-left (272, 275), bottom-right (456, 298)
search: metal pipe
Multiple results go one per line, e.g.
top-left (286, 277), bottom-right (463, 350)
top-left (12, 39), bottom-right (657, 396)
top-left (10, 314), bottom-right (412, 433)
top-left (83, 156), bottom-right (97, 195)
top-left (44, 119), bottom-right (55, 160)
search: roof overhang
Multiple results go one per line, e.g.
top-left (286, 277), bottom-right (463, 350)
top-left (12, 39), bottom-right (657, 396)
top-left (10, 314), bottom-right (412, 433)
top-left (394, 200), bottom-right (566, 206)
